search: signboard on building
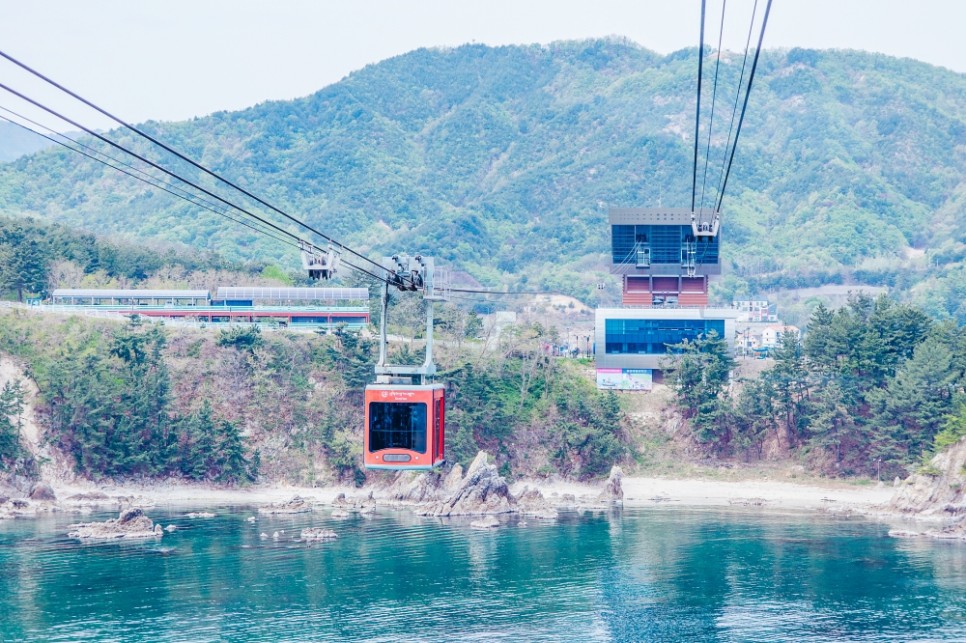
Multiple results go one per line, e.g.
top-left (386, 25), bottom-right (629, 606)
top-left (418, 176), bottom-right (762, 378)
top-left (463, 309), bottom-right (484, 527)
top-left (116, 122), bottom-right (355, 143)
top-left (596, 368), bottom-right (653, 391)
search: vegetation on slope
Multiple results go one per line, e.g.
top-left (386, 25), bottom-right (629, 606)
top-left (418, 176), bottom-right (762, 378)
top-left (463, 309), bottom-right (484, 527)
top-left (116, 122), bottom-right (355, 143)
top-left (666, 294), bottom-right (966, 478)
top-left (0, 309), bottom-right (629, 486)
top-left (0, 215), bottom-right (241, 301)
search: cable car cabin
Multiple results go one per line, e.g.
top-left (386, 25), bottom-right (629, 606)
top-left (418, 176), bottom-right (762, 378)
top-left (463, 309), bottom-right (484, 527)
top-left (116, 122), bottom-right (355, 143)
top-left (364, 384), bottom-right (444, 470)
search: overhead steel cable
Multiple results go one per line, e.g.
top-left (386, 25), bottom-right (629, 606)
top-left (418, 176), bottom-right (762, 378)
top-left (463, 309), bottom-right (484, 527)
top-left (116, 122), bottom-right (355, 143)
top-left (0, 79), bottom-right (390, 285)
top-left (691, 0), bottom-right (707, 213)
top-left (0, 53), bottom-right (557, 300)
top-left (697, 0), bottom-right (728, 216)
top-left (714, 0), bottom-right (773, 214)
top-left (715, 0), bottom-right (759, 207)
top-left (0, 110), bottom-right (302, 252)
top-left (0, 49), bottom-right (392, 280)
top-left (0, 103), bottom-right (291, 242)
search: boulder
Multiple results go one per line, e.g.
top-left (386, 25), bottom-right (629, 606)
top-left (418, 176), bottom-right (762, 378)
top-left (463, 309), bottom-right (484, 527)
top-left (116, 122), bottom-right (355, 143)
top-left (28, 482), bottom-right (56, 502)
top-left (470, 516), bottom-right (501, 530)
top-left (597, 466), bottom-right (624, 504)
top-left (185, 512), bottom-right (216, 518)
top-left (889, 517), bottom-right (966, 541)
top-left (67, 507), bottom-right (163, 540)
top-left (515, 486), bottom-right (558, 520)
top-left (300, 527), bottom-right (339, 542)
top-left (259, 495), bottom-right (313, 515)
top-left (332, 491), bottom-right (377, 514)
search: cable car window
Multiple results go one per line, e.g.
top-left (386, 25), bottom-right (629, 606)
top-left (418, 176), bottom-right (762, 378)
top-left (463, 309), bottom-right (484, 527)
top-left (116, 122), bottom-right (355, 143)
top-left (369, 402), bottom-right (427, 453)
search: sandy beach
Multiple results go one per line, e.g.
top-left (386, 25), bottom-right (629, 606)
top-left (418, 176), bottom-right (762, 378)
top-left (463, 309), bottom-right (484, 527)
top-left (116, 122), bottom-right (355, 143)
top-left (48, 474), bottom-right (895, 515)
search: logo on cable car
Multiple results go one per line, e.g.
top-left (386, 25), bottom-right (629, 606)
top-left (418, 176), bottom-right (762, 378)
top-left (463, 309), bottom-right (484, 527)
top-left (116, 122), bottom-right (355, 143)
top-left (376, 390), bottom-right (418, 401)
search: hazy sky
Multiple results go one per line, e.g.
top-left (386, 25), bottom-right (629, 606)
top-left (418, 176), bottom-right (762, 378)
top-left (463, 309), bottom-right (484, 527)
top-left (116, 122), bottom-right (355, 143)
top-left (0, 0), bottom-right (963, 131)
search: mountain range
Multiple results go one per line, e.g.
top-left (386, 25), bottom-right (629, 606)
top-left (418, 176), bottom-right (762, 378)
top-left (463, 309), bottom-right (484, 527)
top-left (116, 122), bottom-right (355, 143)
top-left (0, 39), bottom-right (963, 319)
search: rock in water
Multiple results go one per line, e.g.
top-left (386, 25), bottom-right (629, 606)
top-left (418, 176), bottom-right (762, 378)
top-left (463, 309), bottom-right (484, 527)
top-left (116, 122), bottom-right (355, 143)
top-left (259, 496), bottom-right (313, 515)
top-left (598, 466), bottom-right (624, 504)
top-left (332, 491), bottom-right (377, 514)
top-left (470, 516), bottom-right (501, 530)
top-left (67, 507), bottom-right (163, 540)
top-left (387, 470), bottom-right (444, 503)
top-left (515, 486), bottom-right (558, 520)
top-left (300, 527), bottom-right (338, 542)
top-left (28, 482), bottom-right (56, 502)
top-left (419, 452), bottom-right (514, 517)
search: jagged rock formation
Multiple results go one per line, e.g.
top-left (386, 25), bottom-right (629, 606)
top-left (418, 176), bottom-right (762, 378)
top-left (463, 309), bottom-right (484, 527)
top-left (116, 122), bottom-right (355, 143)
top-left (888, 438), bottom-right (966, 540)
top-left (417, 452), bottom-right (514, 517)
top-left (597, 466), bottom-right (624, 504)
top-left (380, 451), bottom-right (626, 520)
top-left (258, 495), bottom-right (313, 514)
top-left (67, 507), bottom-right (163, 540)
top-left (300, 527), bottom-right (338, 542)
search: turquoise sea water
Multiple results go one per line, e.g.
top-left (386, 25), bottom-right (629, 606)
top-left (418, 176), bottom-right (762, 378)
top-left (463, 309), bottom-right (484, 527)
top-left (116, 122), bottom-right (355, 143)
top-left (1, 507), bottom-right (965, 642)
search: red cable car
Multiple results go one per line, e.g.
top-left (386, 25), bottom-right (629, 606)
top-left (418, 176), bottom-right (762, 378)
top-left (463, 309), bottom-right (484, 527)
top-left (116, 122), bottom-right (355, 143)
top-left (363, 254), bottom-right (446, 471)
top-left (364, 384), bottom-right (444, 470)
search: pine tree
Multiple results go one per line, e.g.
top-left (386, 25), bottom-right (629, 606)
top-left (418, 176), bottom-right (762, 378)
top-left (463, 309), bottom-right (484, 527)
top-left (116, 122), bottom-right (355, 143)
top-left (0, 237), bottom-right (50, 302)
top-left (179, 400), bottom-right (216, 480)
top-left (0, 380), bottom-right (24, 467)
top-left (665, 331), bottom-right (737, 451)
top-left (215, 419), bottom-right (250, 484)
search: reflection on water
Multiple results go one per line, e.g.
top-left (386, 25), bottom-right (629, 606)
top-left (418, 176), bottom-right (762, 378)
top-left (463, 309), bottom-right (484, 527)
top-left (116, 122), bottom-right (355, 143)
top-left (1, 507), bottom-right (965, 642)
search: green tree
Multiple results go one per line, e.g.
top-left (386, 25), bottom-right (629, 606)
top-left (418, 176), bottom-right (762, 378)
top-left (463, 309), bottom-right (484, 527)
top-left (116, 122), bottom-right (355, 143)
top-left (217, 325), bottom-right (264, 353)
top-left (0, 380), bottom-right (25, 468)
top-left (178, 400), bottom-right (217, 480)
top-left (0, 237), bottom-right (49, 302)
top-left (665, 331), bottom-right (736, 451)
top-left (215, 419), bottom-right (250, 484)
top-left (734, 378), bottom-right (774, 460)
top-left (871, 334), bottom-right (960, 465)
top-left (765, 328), bottom-right (810, 445)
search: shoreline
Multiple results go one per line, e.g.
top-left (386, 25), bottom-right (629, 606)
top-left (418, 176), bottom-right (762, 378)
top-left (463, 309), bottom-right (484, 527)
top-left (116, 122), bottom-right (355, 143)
top-left (42, 474), bottom-right (897, 515)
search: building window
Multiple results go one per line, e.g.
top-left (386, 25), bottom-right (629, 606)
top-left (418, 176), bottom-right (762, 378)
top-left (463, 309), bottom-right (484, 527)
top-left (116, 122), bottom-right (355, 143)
top-left (604, 318), bottom-right (726, 355)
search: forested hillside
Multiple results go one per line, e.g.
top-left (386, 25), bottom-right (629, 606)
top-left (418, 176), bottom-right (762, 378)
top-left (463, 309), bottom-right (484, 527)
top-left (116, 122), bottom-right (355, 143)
top-left (0, 40), bottom-right (963, 318)
top-left (0, 311), bottom-right (627, 484)
top-left (667, 293), bottom-right (966, 479)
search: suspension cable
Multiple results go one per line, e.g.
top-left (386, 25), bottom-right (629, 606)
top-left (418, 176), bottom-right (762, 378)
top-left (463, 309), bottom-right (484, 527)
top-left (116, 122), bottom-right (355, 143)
top-left (0, 110), bottom-right (302, 252)
top-left (691, 0), bottom-right (707, 213)
top-left (715, 0), bottom-right (759, 206)
top-left (698, 0), bottom-right (728, 216)
top-left (0, 80), bottom-right (389, 284)
top-left (0, 49), bottom-right (392, 279)
top-left (715, 0), bottom-right (773, 213)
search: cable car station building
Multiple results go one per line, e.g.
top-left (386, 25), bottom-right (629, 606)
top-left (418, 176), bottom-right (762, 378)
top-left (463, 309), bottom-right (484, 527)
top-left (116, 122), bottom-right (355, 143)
top-left (595, 208), bottom-right (736, 390)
